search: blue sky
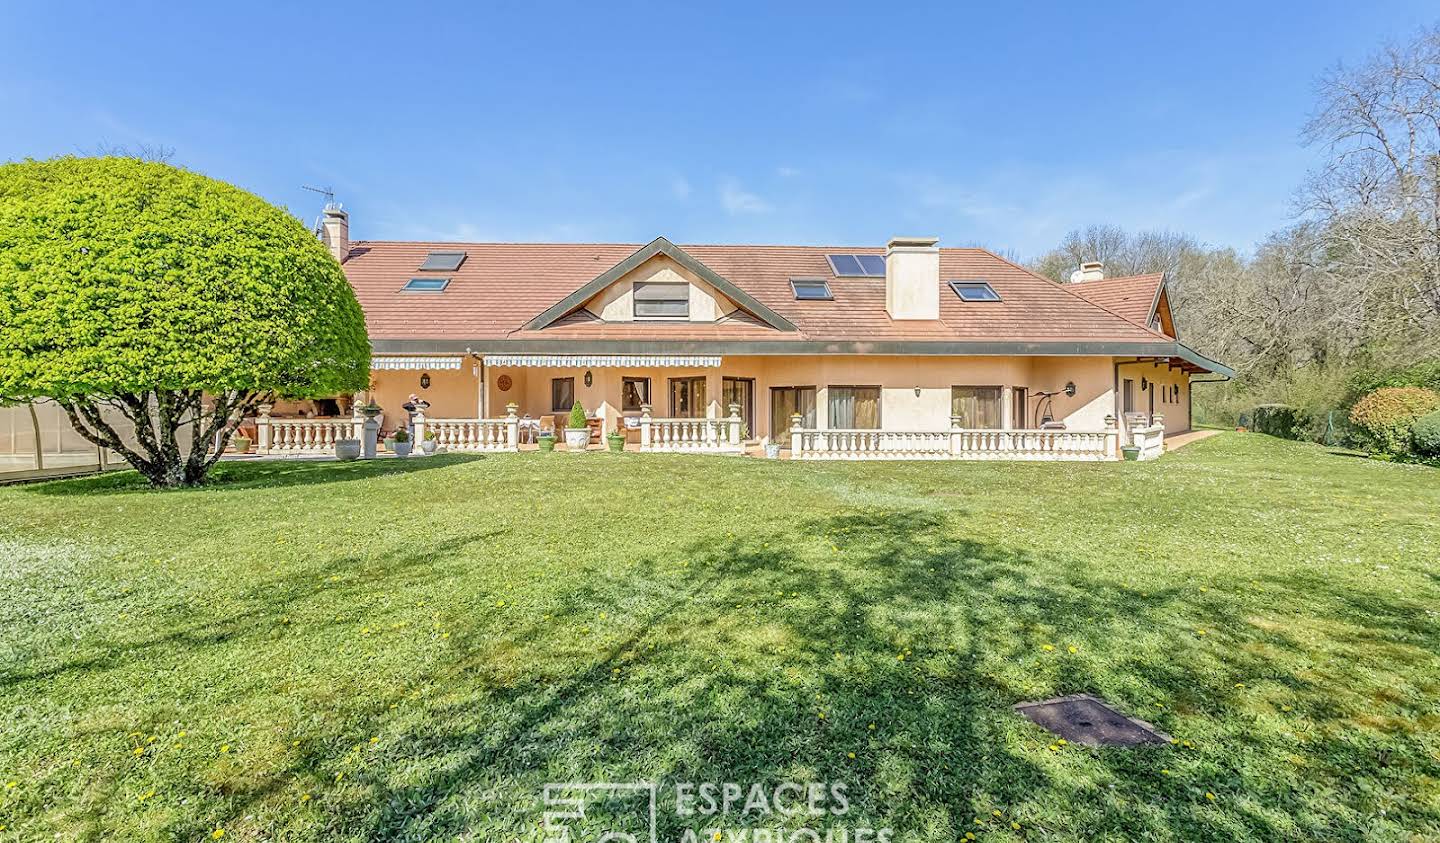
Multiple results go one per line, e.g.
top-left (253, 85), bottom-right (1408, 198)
top-left (2, 1), bottom-right (1436, 257)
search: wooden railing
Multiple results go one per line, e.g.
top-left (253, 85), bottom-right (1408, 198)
top-left (639, 404), bottom-right (744, 453)
top-left (423, 417), bottom-right (517, 452)
top-left (789, 415), bottom-right (1127, 461)
top-left (258, 417), bottom-right (359, 454)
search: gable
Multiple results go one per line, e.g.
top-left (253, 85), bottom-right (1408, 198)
top-left (524, 237), bottom-right (797, 332)
top-left (1153, 286), bottom-right (1177, 338)
top-left (582, 253), bottom-right (740, 322)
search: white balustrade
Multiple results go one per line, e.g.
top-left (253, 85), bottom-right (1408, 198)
top-left (791, 422), bottom-right (1122, 461)
top-left (638, 404), bottom-right (744, 453)
top-left (426, 418), bottom-right (519, 452)
top-left (257, 418), bottom-right (359, 455)
top-left (1131, 414), bottom-right (1166, 460)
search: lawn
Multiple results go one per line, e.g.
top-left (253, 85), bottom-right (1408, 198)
top-left (0, 433), bottom-right (1436, 842)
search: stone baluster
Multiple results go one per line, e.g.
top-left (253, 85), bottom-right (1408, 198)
top-left (412, 409), bottom-right (427, 454)
top-left (256, 405), bottom-right (273, 454)
top-left (506, 403), bottom-right (520, 451)
top-left (790, 412), bottom-right (803, 455)
top-left (1104, 415), bottom-right (1119, 461)
top-left (640, 404), bottom-right (652, 450)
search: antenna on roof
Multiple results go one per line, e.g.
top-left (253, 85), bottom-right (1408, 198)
top-left (303, 185), bottom-right (339, 235)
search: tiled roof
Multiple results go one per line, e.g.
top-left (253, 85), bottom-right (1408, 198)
top-left (341, 241), bottom-right (1173, 345)
top-left (1066, 273), bottom-right (1165, 330)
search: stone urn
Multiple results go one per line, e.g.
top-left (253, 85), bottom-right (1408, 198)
top-left (335, 439), bottom-right (361, 461)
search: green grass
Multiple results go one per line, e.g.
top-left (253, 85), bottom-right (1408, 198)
top-left (0, 434), bottom-right (1437, 842)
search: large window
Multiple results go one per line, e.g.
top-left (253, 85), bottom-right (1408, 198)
top-left (770, 386), bottom-right (817, 443)
top-left (827, 386), bottom-right (881, 429)
top-left (951, 386), bottom-right (1002, 429)
top-left (722, 377), bottom-right (755, 432)
top-left (622, 377), bottom-right (650, 411)
top-left (669, 377), bottom-right (707, 418)
top-left (551, 377), bottom-right (575, 412)
top-left (1123, 379), bottom-right (1135, 414)
top-left (633, 282), bottom-right (689, 318)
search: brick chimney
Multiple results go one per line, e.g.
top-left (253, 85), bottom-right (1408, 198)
top-left (885, 236), bottom-right (940, 320)
top-left (1069, 261), bottom-right (1104, 283)
top-left (320, 204), bottom-right (350, 263)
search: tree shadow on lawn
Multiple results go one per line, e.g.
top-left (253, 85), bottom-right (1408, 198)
top-left (263, 511), bottom-right (1438, 841)
top-left (20, 453), bottom-right (482, 497)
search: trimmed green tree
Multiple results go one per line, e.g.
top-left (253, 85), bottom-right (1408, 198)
top-left (0, 156), bottom-right (370, 487)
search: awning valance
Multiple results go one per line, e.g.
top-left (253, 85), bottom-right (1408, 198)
top-left (371, 356), bottom-right (465, 371)
top-left (483, 354), bottom-right (722, 368)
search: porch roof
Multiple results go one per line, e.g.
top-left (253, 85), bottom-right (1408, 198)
top-left (482, 354), bottom-right (722, 368)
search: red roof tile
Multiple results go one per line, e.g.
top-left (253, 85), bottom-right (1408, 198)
top-left (342, 241), bottom-right (1172, 345)
top-left (1066, 273), bottom-right (1165, 330)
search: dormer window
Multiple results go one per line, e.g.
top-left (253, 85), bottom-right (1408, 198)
top-left (402, 277), bottom-right (450, 292)
top-left (790, 278), bottom-right (833, 300)
top-left (633, 281), bottom-right (689, 318)
top-left (419, 250), bottom-right (466, 271)
top-left (948, 280), bottom-right (1001, 302)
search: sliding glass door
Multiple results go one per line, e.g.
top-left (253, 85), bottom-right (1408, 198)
top-left (721, 377), bottom-right (755, 434)
top-left (669, 377), bottom-right (707, 418)
top-left (770, 386), bottom-right (816, 444)
top-left (827, 386), bottom-right (881, 429)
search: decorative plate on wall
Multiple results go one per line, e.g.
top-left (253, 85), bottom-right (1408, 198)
top-left (497, 375), bottom-right (513, 392)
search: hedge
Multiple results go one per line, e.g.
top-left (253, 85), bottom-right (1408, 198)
top-left (1348, 387), bottom-right (1440, 455)
top-left (1412, 409), bottom-right (1440, 457)
top-left (1250, 404), bottom-right (1304, 440)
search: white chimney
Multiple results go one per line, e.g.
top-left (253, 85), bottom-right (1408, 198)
top-left (1069, 261), bottom-right (1104, 284)
top-left (320, 204), bottom-right (350, 263)
top-left (885, 236), bottom-right (940, 320)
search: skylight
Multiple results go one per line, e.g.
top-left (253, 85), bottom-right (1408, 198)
top-left (826, 254), bottom-right (885, 277)
top-left (949, 280), bottom-right (1001, 302)
top-left (790, 278), bottom-right (833, 300)
top-left (402, 277), bottom-right (451, 293)
top-left (419, 250), bottom-right (467, 271)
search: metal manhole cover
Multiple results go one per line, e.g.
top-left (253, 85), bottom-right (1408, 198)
top-left (1013, 693), bottom-right (1171, 747)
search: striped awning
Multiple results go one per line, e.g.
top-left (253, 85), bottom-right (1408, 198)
top-left (483, 354), bottom-right (722, 368)
top-left (371, 356), bottom-right (465, 371)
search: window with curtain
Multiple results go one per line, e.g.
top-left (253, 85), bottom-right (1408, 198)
top-left (622, 377), bottom-right (650, 411)
top-left (633, 282), bottom-right (689, 318)
top-left (827, 386), bottom-right (881, 429)
top-left (722, 377), bottom-right (755, 431)
top-left (951, 386), bottom-right (1002, 429)
top-left (770, 386), bottom-right (816, 442)
top-left (551, 377), bottom-right (575, 412)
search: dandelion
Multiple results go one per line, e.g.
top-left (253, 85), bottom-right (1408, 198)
top-left (4, 781), bottom-right (15, 789)
top-left (1234, 682), bottom-right (1245, 688)
top-left (1067, 645), bottom-right (1079, 654)
top-left (992, 809), bottom-right (1002, 817)
top-left (868, 723), bottom-right (876, 730)
top-left (139, 789), bottom-right (156, 801)
top-left (896, 654), bottom-right (905, 661)
top-left (1281, 705), bottom-right (1293, 712)
top-left (1012, 822), bottom-right (1021, 830)
top-left (1041, 644), bottom-right (1055, 651)
top-left (1161, 769), bottom-right (1171, 775)
top-left (966, 834), bottom-right (976, 841)
top-left (1205, 792), bottom-right (1216, 801)
top-left (847, 752), bottom-right (856, 759)
top-left (300, 793), bottom-right (312, 803)
top-left (133, 747), bottom-right (145, 756)
top-left (212, 829), bottom-right (225, 839)
top-left (1196, 629), bottom-right (1207, 636)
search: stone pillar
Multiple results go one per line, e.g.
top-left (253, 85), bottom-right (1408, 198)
top-left (790, 412), bottom-right (803, 454)
top-left (362, 416), bottom-right (379, 459)
top-left (727, 402), bottom-right (742, 447)
top-left (1001, 385), bottom-right (1014, 430)
top-left (412, 409), bottom-right (427, 453)
top-left (505, 403), bottom-right (520, 451)
top-left (1104, 414), bottom-right (1119, 461)
top-left (950, 414), bottom-right (964, 456)
top-left (256, 404), bottom-right (273, 454)
top-left (640, 404), bottom-right (652, 450)
top-left (351, 400), bottom-right (366, 440)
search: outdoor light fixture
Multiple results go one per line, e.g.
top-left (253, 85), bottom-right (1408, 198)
top-left (914, 386), bottom-right (922, 397)
top-left (584, 370), bottom-right (593, 387)
top-left (1141, 377), bottom-right (1149, 390)
top-left (419, 372), bottom-right (431, 389)
top-left (1064, 381), bottom-right (1076, 397)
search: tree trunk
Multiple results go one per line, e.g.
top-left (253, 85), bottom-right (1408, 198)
top-left (60, 389), bottom-right (268, 488)
top-left (27, 401), bottom-right (44, 471)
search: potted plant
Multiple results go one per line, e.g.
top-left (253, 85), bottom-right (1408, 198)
top-left (231, 433), bottom-right (252, 454)
top-left (537, 431), bottom-right (556, 452)
top-left (392, 428), bottom-right (412, 457)
top-left (335, 439), bottom-right (361, 461)
top-left (421, 429), bottom-right (438, 455)
top-left (1121, 444), bottom-right (1140, 461)
top-left (383, 433), bottom-right (396, 452)
top-left (606, 427), bottom-right (626, 453)
top-left (762, 437), bottom-right (782, 459)
top-left (564, 401), bottom-right (591, 451)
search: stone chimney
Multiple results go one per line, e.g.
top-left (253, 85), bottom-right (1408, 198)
top-left (320, 204), bottom-right (350, 263)
top-left (1069, 261), bottom-right (1104, 284)
top-left (885, 236), bottom-right (940, 320)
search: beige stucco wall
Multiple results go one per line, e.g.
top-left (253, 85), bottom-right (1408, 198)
top-left (1116, 359), bottom-right (1191, 434)
top-left (584, 255), bottom-right (737, 322)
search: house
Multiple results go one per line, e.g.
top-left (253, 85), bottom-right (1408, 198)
top-left (254, 206), bottom-right (1229, 460)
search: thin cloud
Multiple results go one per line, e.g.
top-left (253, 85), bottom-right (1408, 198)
top-left (669, 175), bottom-right (692, 200)
top-left (719, 179), bottom-right (772, 215)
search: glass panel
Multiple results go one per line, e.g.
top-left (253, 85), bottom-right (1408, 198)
top-left (632, 282), bottom-right (688, 301)
top-left (1123, 379), bottom-right (1135, 414)
top-left (1012, 388), bottom-right (1028, 429)
top-left (829, 387), bottom-right (880, 429)
top-left (403, 278), bottom-right (450, 292)
top-left (419, 251), bottom-right (466, 271)
top-left (552, 377), bottom-right (575, 412)
top-left (826, 254), bottom-right (863, 276)
top-left (722, 377), bottom-right (754, 432)
top-left (951, 386), bottom-right (1002, 429)
top-left (622, 377), bottom-right (650, 411)
top-left (791, 279), bottom-right (832, 300)
top-left (669, 377), bottom-right (707, 418)
top-left (634, 299), bottom-right (689, 318)
top-left (950, 281), bottom-right (1000, 301)
top-left (856, 254), bottom-right (886, 276)
top-left (770, 387), bottom-right (817, 442)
